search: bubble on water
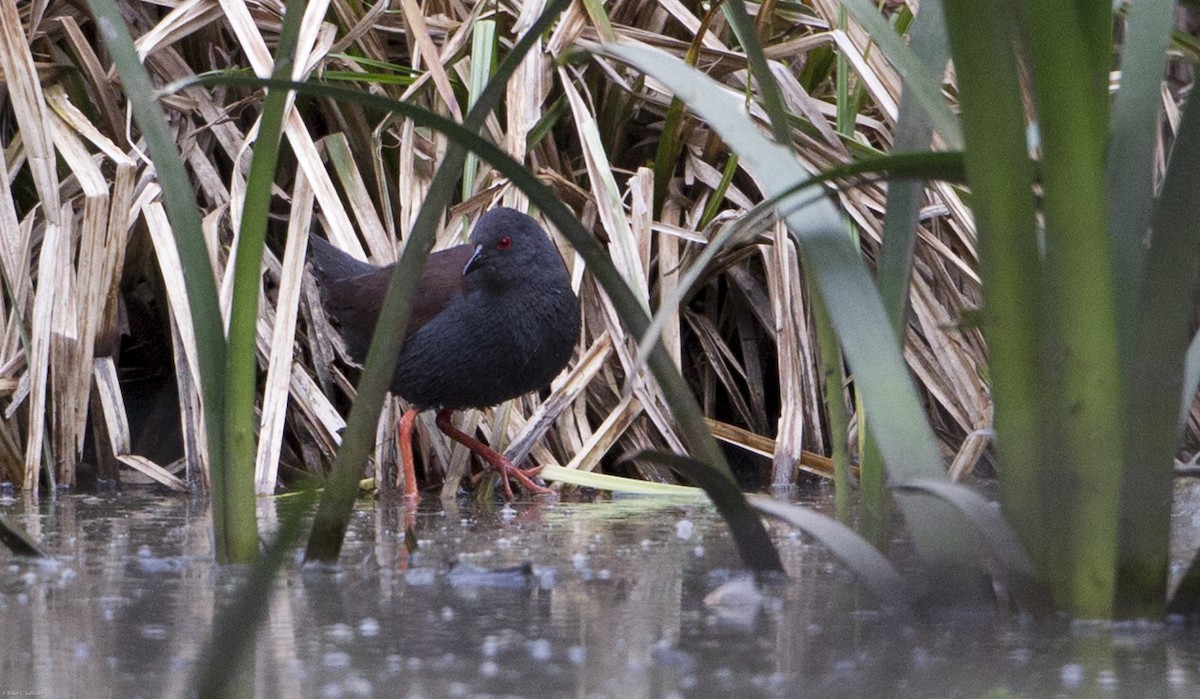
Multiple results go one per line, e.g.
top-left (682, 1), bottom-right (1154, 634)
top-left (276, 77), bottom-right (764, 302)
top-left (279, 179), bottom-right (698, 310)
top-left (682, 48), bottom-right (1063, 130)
top-left (324, 651), bottom-right (352, 669)
top-left (1006, 647), bottom-right (1033, 664)
top-left (385, 654), bottom-right (404, 673)
top-left (358, 618), bottom-right (380, 638)
top-left (1060, 663), bottom-right (1085, 689)
top-left (534, 566), bottom-right (557, 589)
top-left (405, 569), bottom-right (436, 586)
top-left (286, 658), bottom-right (307, 679)
top-left (327, 623), bottom-right (355, 642)
top-left (479, 660), bottom-right (500, 677)
top-left (567, 645), bottom-right (587, 665)
top-left (910, 646), bottom-right (931, 669)
top-left (675, 520), bottom-right (694, 540)
top-left (343, 675), bottom-right (373, 697)
top-left (527, 638), bottom-right (553, 662)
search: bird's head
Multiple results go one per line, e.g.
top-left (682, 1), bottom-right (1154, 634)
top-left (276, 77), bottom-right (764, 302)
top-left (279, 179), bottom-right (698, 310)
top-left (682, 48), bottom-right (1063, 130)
top-left (463, 208), bottom-right (564, 287)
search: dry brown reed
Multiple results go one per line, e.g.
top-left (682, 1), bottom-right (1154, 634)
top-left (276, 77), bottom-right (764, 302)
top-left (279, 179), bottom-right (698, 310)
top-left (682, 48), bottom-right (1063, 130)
top-left (0, 0), bottom-right (1178, 495)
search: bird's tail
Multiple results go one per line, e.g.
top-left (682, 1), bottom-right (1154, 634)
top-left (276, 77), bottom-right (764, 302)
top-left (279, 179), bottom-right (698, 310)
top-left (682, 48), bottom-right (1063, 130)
top-left (308, 235), bottom-right (376, 282)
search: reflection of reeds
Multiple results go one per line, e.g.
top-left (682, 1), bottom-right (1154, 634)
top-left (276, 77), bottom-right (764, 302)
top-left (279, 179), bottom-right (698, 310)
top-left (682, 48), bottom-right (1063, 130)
top-left (0, 0), bottom-right (997, 497)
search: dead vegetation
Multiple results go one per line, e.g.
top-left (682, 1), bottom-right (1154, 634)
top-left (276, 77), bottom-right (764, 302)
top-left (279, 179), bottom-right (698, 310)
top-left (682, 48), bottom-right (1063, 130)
top-left (0, 0), bottom-right (1168, 496)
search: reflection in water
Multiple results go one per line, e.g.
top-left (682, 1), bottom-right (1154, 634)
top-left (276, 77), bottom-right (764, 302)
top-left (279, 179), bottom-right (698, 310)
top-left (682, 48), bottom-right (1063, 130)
top-left (1, 490), bottom-right (1199, 697)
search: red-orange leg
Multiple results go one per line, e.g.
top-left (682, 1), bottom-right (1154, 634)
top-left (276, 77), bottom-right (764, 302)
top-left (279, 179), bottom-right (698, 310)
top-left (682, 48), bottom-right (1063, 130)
top-left (397, 407), bottom-right (421, 503)
top-left (434, 409), bottom-right (553, 500)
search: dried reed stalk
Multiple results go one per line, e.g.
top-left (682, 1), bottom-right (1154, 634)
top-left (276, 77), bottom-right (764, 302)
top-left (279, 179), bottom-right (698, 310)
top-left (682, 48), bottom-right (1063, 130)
top-left (4, 0), bottom-right (1171, 496)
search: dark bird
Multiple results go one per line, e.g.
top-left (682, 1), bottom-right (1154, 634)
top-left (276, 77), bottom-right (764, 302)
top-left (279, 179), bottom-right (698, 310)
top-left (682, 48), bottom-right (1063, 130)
top-left (309, 207), bottom-right (580, 499)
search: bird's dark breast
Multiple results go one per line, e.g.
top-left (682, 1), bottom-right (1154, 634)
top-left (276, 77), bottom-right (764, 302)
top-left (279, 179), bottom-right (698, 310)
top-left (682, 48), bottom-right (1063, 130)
top-left (390, 287), bottom-right (579, 410)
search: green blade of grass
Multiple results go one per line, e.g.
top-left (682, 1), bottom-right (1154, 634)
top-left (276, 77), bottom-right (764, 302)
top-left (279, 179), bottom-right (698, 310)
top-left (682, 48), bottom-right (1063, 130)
top-left (1106, 0), bottom-right (1174, 336)
top-left (892, 480), bottom-right (1047, 612)
top-left (747, 495), bottom-right (915, 616)
top-left (839, 0), bottom-right (962, 149)
top-left (652, 3), bottom-right (718, 216)
top-left (219, 0), bottom-right (310, 565)
top-left (1120, 68), bottom-right (1200, 617)
top-left (595, 41), bottom-right (984, 600)
top-left (1168, 548), bottom-right (1200, 617)
top-left (579, 0), bottom-right (616, 42)
top-left (865, 0), bottom-right (949, 550)
top-left (635, 451), bottom-right (783, 572)
top-left (835, 4), bottom-right (852, 134)
top-left (1180, 330), bottom-right (1200, 434)
top-left (941, 0), bottom-right (1050, 609)
top-left (0, 515), bottom-right (48, 557)
top-left (462, 19), bottom-right (496, 201)
top-left (1019, 0), bottom-right (1124, 619)
top-left (876, 0), bottom-right (949, 336)
top-left (724, 0), bottom-right (792, 146)
top-left (696, 154), bottom-right (739, 231)
top-left (811, 292), bottom-right (853, 522)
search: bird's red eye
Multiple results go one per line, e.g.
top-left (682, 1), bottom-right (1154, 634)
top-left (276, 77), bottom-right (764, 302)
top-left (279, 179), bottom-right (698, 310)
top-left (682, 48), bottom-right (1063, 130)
top-left (496, 236), bottom-right (512, 250)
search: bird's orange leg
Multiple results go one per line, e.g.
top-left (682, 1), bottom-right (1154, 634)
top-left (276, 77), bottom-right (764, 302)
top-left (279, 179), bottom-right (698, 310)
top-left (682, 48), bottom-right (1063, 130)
top-left (397, 407), bottom-right (421, 504)
top-left (434, 409), bottom-right (553, 499)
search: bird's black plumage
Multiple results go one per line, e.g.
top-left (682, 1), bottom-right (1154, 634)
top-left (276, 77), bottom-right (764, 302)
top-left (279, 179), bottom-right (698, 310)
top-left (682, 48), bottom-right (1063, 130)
top-left (309, 208), bottom-right (580, 410)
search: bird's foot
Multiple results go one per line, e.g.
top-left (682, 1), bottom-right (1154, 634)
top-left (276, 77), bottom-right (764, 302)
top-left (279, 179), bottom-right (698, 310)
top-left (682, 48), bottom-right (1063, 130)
top-left (436, 409), bottom-right (555, 500)
top-left (471, 459), bottom-right (554, 500)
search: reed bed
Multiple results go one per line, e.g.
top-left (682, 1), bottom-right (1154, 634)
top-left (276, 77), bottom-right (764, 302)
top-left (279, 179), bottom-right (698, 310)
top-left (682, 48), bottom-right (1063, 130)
top-left (0, 0), bottom-right (1188, 502)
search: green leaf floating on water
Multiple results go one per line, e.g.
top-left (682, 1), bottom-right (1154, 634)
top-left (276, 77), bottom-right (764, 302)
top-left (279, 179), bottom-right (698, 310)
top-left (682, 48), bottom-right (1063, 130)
top-left (540, 464), bottom-right (704, 497)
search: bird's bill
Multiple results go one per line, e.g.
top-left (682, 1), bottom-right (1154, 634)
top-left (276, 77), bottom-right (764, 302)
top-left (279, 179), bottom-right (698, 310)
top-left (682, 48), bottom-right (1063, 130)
top-left (463, 244), bottom-right (487, 275)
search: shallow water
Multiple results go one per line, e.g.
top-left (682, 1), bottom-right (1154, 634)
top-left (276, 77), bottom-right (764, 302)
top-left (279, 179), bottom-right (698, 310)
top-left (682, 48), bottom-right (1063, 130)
top-left (2, 488), bottom-right (1199, 698)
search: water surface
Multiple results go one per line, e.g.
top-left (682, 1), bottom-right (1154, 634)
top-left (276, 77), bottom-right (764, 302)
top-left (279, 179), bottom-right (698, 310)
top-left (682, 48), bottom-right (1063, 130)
top-left (2, 489), bottom-right (1199, 697)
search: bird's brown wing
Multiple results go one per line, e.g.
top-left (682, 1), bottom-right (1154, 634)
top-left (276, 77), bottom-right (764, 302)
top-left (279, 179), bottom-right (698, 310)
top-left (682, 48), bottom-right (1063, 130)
top-left (318, 243), bottom-right (473, 361)
top-left (404, 243), bottom-right (474, 335)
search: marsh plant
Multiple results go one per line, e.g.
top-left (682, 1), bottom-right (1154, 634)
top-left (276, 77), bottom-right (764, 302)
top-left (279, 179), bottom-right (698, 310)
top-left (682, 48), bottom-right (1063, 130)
top-left (1, 6), bottom-right (1199, 686)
